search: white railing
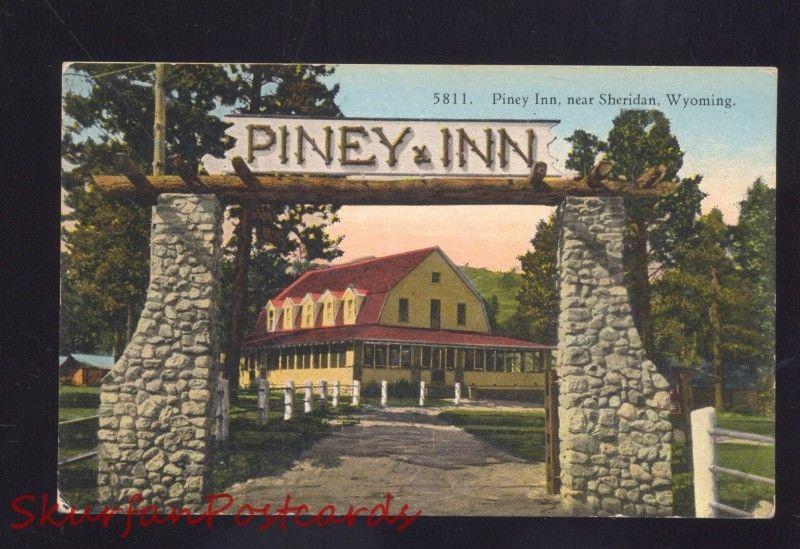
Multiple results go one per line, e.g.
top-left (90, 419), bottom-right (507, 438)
top-left (691, 406), bottom-right (774, 518)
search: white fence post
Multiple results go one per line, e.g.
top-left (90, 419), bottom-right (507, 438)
top-left (304, 380), bottom-right (313, 413)
top-left (454, 382), bottom-right (461, 405)
top-left (419, 381), bottom-right (426, 407)
top-left (284, 380), bottom-right (294, 420)
top-left (257, 378), bottom-right (269, 424)
top-left (352, 379), bottom-right (360, 406)
top-left (215, 373), bottom-right (229, 440)
top-left (320, 380), bottom-right (328, 409)
top-left (381, 380), bottom-right (388, 408)
top-left (691, 406), bottom-right (719, 518)
top-left (332, 380), bottom-right (340, 407)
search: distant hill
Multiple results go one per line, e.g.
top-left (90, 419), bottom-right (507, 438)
top-left (459, 265), bottom-right (522, 326)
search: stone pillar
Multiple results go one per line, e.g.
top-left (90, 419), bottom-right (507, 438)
top-left (454, 382), bottom-right (461, 405)
top-left (380, 380), bottom-right (388, 407)
top-left (97, 194), bottom-right (224, 511)
top-left (419, 381), bottom-right (426, 406)
top-left (332, 380), bottom-right (340, 407)
top-left (352, 380), bottom-right (360, 405)
top-left (556, 197), bottom-right (673, 517)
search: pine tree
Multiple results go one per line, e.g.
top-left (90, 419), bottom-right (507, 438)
top-left (220, 64), bottom-right (344, 401)
top-left (510, 215), bottom-right (558, 344)
top-left (564, 110), bottom-right (699, 356)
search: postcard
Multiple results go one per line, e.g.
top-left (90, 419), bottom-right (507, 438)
top-left (50, 64), bottom-right (775, 526)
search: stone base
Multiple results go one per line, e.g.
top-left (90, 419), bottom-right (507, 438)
top-left (555, 197), bottom-right (673, 517)
top-left (97, 194), bottom-right (224, 510)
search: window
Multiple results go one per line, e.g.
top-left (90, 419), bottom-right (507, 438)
top-left (398, 298), bottom-right (409, 322)
top-left (364, 344), bottom-right (374, 367)
top-left (401, 347), bottom-right (411, 369)
top-left (487, 350), bottom-right (496, 372)
top-left (457, 303), bottom-right (467, 325)
top-left (431, 272), bottom-right (441, 283)
top-left (388, 345), bottom-right (401, 367)
top-left (445, 348), bottom-right (455, 371)
top-left (475, 349), bottom-right (485, 371)
top-left (324, 301), bottom-right (333, 324)
top-left (430, 299), bottom-right (441, 330)
top-left (374, 345), bottom-right (386, 368)
top-left (431, 347), bottom-right (441, 370)
top-left (464, 349), bottom-right (474, 371)
top-left (267, 309), bottom-right (274, 331)
top-left (421, 347), bottom-right (431, 369)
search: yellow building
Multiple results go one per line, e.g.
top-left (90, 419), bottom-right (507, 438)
top-left (241, 247), bottom-right (552, 399)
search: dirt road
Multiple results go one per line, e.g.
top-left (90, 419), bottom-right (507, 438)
top-left (224, 407), bottom-right (571, 516)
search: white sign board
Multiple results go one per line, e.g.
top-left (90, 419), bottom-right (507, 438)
top-left (201, 116), bottom-right (559, 177)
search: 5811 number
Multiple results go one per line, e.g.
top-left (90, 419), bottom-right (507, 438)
top-left (433, 92), bottom-right (470, 105)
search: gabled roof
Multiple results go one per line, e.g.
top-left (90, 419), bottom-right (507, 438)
top-left (252, 248), bottom-right (439, 336)
top-left (60, 353), bottom-right (115, 370)
top-left (273, 247), bottom-right (437, 301)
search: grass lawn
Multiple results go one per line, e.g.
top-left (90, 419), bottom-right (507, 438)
top-left (672, 412), bottom-right (775, 517)
top-left (437, 408), bottom-right (546, 462)
top-left (57, 385), bottom-right (361, 507)
top-left (209, 390), bottom-right (359, 491)
top-left (59, 385), bottom-right (100, 421)
top-left (58, 385), bottom-right (101, 507)
top-left (360, 395), bottom-right (450, 408)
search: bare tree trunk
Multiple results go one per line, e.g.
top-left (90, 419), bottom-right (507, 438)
top-left (224, 203), bottom-right (253, 404)
top-left (679, 367), bottom-right (694, 466)
top-left (113, 320), bottom-right (125, 362)
top-left (126, 302), bottom-right (136, 344)
top-left (710, 267), bottom-right (724, 411)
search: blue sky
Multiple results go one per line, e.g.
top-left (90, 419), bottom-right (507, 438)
top-left (62, 64), bottom-right (776, 270)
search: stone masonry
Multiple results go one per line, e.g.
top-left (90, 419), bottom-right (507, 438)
top-left (556, 197), bottom-right (672, 516)
top-left (98, 194), bottom-right (224, 510)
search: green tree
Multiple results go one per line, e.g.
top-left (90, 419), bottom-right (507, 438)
top-left (61, 64), bottom-right (238, 356)
top-left (220, 64), bottom-right (344, 401)
top-left (510, 215), bottom-right (558, 344)
top-left (485, 295), bottom-right (500, 334)
top-left (61, 183), bottom-right (150, 359)
top-left (565, 110), bottom-right (696, 355)
top-left (652, 209), bottom-right (765, 411)
top-left (730, 179), bottom-right (776, 380)
top-left (564, 129), bottom-right (607, 176)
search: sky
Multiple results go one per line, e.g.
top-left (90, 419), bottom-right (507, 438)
top-left (62, 65), bottom-right (776, 270)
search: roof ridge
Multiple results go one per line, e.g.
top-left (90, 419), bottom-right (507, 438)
top-left (318, 246), bottom-right (437, 272)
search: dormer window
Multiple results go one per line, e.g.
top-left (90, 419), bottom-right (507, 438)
top-left (325, 301), bottom-right (334, 324)
top-left (282, 304), bottom-right (294, 329)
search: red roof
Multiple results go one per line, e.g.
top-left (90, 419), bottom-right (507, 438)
top-left (274, 247), bottom-right (436, 300)
top-left (243, 324), bottom-right (552, 350)
top-left (250, 247), bottom-right (438, 337)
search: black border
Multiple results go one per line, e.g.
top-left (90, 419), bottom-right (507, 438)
top-left (3, 1), bottom-right (798, 547)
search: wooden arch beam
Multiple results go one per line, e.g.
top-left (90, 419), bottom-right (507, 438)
top-left (93, 159), bottom-right (676, 206)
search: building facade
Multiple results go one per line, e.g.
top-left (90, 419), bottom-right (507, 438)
top-left (241, 247), bottom-right (552, 398)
